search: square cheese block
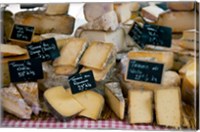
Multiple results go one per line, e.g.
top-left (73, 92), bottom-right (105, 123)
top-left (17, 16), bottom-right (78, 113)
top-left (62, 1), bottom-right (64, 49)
top-left (167, 2), bottom-right (195, 11)
top-left (104, 82), bottom-right (125, 120)
top-left (1, 84), bottom-right (32, 119)
top-left (127, 50), bottom-right (174, 70)
top-left (0, 44), bottom-right (27, 57)
top-left (114, 3), bottom-right (132, 23)
top-left (73, 90), bottom-right (104, 120)
top-left (44, 86), bottom-right (84, 121)
top-left (80, 41), bottom-right (114, 70)
top-left (79, 28), bottom-right (126, 53)
top-left (84, 3), bottom-right (114, 22)
top-left (44, 3), bottom-right (69, 15)
top-left (155, 87), bottom-right (182, 128)
top-left (54, 65), bottom-right (78, 76)
top-left (53, 38), bottom-right (88, 67)
top-left (128, 90), bottom-right (153, 124)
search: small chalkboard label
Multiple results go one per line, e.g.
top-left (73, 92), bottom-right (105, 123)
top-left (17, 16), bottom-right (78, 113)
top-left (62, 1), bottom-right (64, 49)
top-left (68, 71), bottom-right (96, 94)
top-left (10, 24), bottom-right (34, 43)
top-left (142, 23), bottom-right (172, 47)
top-left (128, 22), bottom-right (145, 48)
top-left (9, 59), bottom-right (43, 83)
top-left (27, 38), bottom-right (60, 62)
top-left (126, 60), bottom-right (164, 84)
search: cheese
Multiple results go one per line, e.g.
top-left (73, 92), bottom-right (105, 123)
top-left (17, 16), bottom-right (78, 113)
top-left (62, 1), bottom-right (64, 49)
top-left (31, 35), bottom-right (41, 42)
top-left (129, 3), bottom-right (140, 12)
top-left (3, 10), bottom-right (14, 43)
top-left (79, 28), bottom-right (126, 52)
top-left (156, 11), bottom-right (195, 33)
top-left (53, 38), bottom-right (88, 67)
top-left (74, 90), bottom-right (104, 120)
top-left (104, 82), bottom-right (125, 120)
top-left (114, 3), bottom-right (131, 23)
top-left (127, 50), bottom-right (174, 70)
top-left (54, 65), bottom-right (78, 76)
top-left (128, 90), bottom-right (153, 124)
top-left (1, 84), bottom-right (32, 119)
top-left (167, 2), bottom-right (194, 11)
top-left (45, 3), bottom-right (69, 15)
top-left (0, 44), bottom-right (27, 57)
top-left (155, 87), bottom-right (182, 128)
top-left (16, 82), bottom-right (41, 115)
top-left (80, 41), bottom-right (114, 70)
top-left (15, 11), bottom-right (75, 34)
top-left (141, 5), bottom-right (165, 22)
top-left (84, 3), bottom-right (114, 22)
top-left (81, 11), bottom-right (119, 31)
top-left (44, 86), bottom-right (84, 121)
top-left (182, 29), bottom-right (198, 41)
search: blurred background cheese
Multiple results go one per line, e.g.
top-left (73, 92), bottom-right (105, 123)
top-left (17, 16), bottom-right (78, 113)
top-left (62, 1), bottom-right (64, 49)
top-left (44, 3), bottom-right (69, 15)
top-left (167, 2), bottom-right (195, 11)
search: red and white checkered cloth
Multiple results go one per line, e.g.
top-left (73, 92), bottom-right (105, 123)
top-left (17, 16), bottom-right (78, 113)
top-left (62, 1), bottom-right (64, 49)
top-left (1, 115), bottom-right (170, 130)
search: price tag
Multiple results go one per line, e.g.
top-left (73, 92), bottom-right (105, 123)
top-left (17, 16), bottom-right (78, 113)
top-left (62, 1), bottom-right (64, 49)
top-left (27, 38), bottom-right (60, 62)
top-left (126, 59), bottom-right (164, 84)
top-left (68, 71), bottom-right (96, 94)
top-left (10, 24), bottom-right (34, 43)
top-left (9, 59), bottom-right (43, 83)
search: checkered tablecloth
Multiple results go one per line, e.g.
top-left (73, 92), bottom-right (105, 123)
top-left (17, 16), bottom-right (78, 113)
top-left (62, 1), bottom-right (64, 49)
top-left (1, 115), bottom-right (170, 130)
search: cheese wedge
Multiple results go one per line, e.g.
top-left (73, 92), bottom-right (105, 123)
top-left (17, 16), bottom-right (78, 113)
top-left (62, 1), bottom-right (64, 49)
top-left (74, 90), bottom-right (104, 120)
top-left (44, 86), bottom-right (84, 121)
top-left (54, 65), bottom-right (78, 75)
top-left (0, 44), bottom-right (27, 57)
top-left (53, 38), bottom-right (88, 67)
top-left (114, 3), bottom-right (131, 23)
top-left (167, 2), bottom-right (194, 11)
top-left (79, 28), bottom-right (126, 53)
top-left (105, 82), bottom-right (125, 120)
top-left (84, 3), bottom-right (114, 22)
top-left (80, 41), bottom-right (114, 70)
top-left (45, 3), bottom-right (69, 15)
top-left (81, 11), bottom-right (119, 31)
top-left (1, 84), bottom-right (32, 119)
top-left (16, 82), bottom-right (41, 115)
top-left (156, 11), bottom-right (195, 33)
top-left (128, 90), bottom-right (153, 124)
top-left (155, 87), bottom-right (182, 128)
top-left (15, 11), bottom-right (75, 34)
top-left (127, 50), bottom-right (174, 70)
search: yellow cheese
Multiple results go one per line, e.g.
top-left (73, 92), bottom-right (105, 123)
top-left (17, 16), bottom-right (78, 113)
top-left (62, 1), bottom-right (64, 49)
top-left (54, 65), bottom-right (78, 76)
top-left (167, 2), bottom-right (195, 11)
top-left (45, 4), bottom-right (69, 15)
top-left (155, 87), bottom-right (182, 128)
top-left (0, 44), bottom-right (27, 57)
top-left (74, 90), bottom-right (104, 120)
top-left (105, 82), bottom-right (125, 120)
top-left (128, 90), bottom-right (153, 124)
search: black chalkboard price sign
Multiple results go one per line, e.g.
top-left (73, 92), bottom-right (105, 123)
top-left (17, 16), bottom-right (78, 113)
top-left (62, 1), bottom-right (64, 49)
top-left (10, 24), bottom-right (34, 43)
top-left (126, 60), bottom-right (164, 84)
top-left (8, 59), bottom-right (43, 83)
top-left (27, 38), bottom-right (60, 62)
top-left (68, 70), bottom-right (96, 94)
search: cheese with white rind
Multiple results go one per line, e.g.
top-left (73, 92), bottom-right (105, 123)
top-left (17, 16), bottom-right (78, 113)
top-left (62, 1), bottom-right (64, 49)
top-left (45, 3), bottom-right (69, 15)
top-left (0, 44), bottom-right (27, 57)
top-left (105, 82), bottom-right (125, 120)
top-left (44, 86), bottom-right (84, 121)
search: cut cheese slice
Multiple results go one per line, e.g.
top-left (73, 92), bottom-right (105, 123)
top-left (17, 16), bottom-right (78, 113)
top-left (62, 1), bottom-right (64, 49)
top-left (105, 82), bottom-right (125, 120)
top-left (127, 50), bottom-right (174, 70)
top-left (1, 84), bottom-right (32, 119)
top-left (80, 41), bottom-right (114, 70)
top-left (167, 2), bottom-right (194, 11)
top-left (74, 90), bottom-right (105, 120)
top-left (44, 3), bottom-right (69, 15)
top-left (0, 44), bottom-right (27, 57)
top-left (53, 38), bottom-right (88, 67)
top-left (155, 87), bottom-right (182, 128)
top-left (16, 82), bottom-right (41, 115)
top-left (54, 65), bottom-right (78, 76)
top-left (44, 86), bottom-right (84, 121)
top-left (128, 90), bottom-right (153, 124)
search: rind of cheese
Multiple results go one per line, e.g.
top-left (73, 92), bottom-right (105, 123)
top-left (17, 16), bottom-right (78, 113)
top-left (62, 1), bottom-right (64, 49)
top-left (74, 90), bottom-right (105, 120)
top-left (1, 84), bottom-right (32, 119)
top-left (53, 38), bottom-right (88, 67)
top-left (44, 86), bottom-right (84, 121)
top-left (167, 2), bottom-right (194, 11)
top-left (127, 50), bottom-right (174, 70)
top-left (155, 87), bottom-right (182, 128)
top-left (114, 3), bottom-right (131, 23)
top-left (128, 89), bottom-right (153, 124)
top-left (54, 65), bottom-right (78, 76)
top-left (80, 41), bottom-right (114, 70)
top-left (84, 3), bottom-right (114, 22)
top-left (15, 11), bottom-right (75, 34)
top-left (45, 4), bottom-right (69, 15)
top-left (0, 44), bottom-right (27, 57)
top-left (105, 82), bottom-right (125, 120)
